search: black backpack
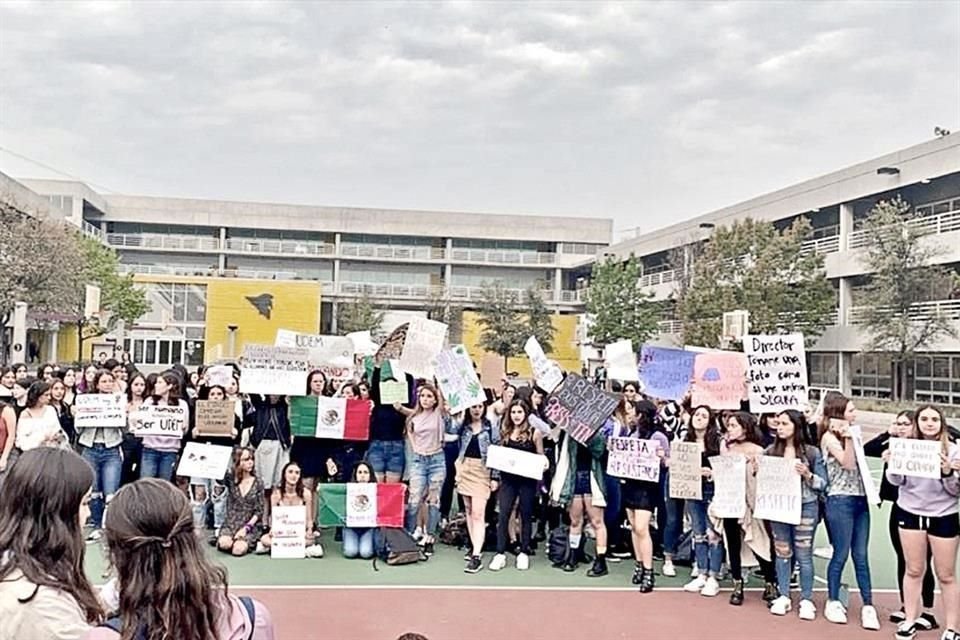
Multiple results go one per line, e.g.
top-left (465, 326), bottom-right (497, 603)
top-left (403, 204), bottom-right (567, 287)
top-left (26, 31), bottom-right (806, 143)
top-left (548, 525), bottom-right (571, 566)
top-left (375, 527), bottom-right (424, 567)
top-left (99, 595), bottom-right (256, 639)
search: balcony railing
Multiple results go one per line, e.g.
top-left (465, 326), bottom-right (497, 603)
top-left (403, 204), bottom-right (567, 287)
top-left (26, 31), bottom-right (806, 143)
top-left (657, 320), bottom-right (683, 334)
top-left (82, 221), bottom-right (104, 240)
top-left (800, 235), bottom-right (840, 255)
top-left (847, 300), bottom-right (960, 325)
top-left (448, 248), bottom-right (557, 265)
top-left (848, 210), bottom-right (960, 250)
top-left (339, 282), bottom-right (442, 299)
top-left (340, 243), bottom-right (444, 261)
top-left (107, 233), bottom-right (220, 252)
top-left (639, 269), bottom-right (678, 288)
top-left (224, 238), bottom-right (335, 256)
top-left (118, 263), bottom-right (216, 277)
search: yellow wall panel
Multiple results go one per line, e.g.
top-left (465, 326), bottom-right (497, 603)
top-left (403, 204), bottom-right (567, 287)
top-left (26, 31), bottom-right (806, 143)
top-left (57, 324), bottom-right (80, 363)
top-left (460, 311), bottom-right (580, 379)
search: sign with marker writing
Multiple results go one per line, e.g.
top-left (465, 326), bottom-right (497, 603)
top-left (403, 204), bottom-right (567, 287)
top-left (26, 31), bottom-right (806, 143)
top-left (271, 505), bottom-right (307, 559)
top-left (743, 333), bottom-right (808, 413)
top-left (240, 345), bottom-right (311, 396)
top-left (888, 437), bottom-right (942, 480)
top-left (607, 437), bottom-right (661, 482)
top-left (754, 456), bottom-right (802, 524)
top-left (399, 317), bottom-right (448, 380)
top-left (176, 442), bottom-right (233, 480)
top-left (275, 329), bottom-right (355, 369)
top-left (194, 400), bottom-right (236, 438)
top-left (669, 442), bottom-right (703, 500)
top-left (708, 454), bottom-right (746, 519)
top-left (485, 444), bottom-right (547, 481)
top-left (205, 365), bottom-right (235, 388)
top-left (544, 373), bottom-right (619, 445)
top-left (132, 404), bottom-right (187, 438)
top-left (692, 352), bottom-right (747, 410)
top-left (74, 393), bottom-right (126, 429)
top-left (639, 345), bottom-right (696, 401)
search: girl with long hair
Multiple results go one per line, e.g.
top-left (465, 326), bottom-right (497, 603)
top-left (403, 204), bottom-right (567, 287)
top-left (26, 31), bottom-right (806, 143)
top-left (50, 377), bottom-right (77, 447)
top-left (78, 364), bottom-right (98, 395)
top-left (89, 478), bottom-right (275, 640)
top-left (60, 367), bottom-right (78, 406)
top-left (120, 373), bottom-right (147, 487)
top-left (452, 403), bottom-right (499, 573)
top-left (0, 366), bottom-right (15, 399)
top-left (139, 371), bottom-right (189, 481)
top-left (489, 399), bottom-right (544, 572)
top-left (217, 447), bottom-right (265, 557)
top-left (256, 461), bottom-right (321, 558)
top-left (683, 405), bottom-right (725, 596)
top-left (766, 409), bottom-right (828, 620)
top-left (78, 370), bottom-right (126, 543)
top-left (0, 448), bottom-right (101, 637)
top-left (290, 370), bottom-right (334, 490)
top-left (342, 461), bottom-right (379, 559)
top-left (0, 396), bottom-right (18, 475)
top-left (249, 393), bottom-right (292, 521)
top-left (186, 385), bottom-right (241, 534)
top-left (819, 392), bottom-right (879, 630)
top-left (16, 379), bottom-right (68, 451)
top-left (886, 405), bottom-right (960, 640)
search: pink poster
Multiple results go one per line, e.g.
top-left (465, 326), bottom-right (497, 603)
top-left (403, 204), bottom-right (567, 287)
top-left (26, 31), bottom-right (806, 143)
top-left (691, 352), bottom-right (748, 409)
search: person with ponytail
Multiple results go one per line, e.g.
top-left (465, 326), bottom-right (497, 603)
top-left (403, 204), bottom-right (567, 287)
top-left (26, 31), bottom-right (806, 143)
top-left (87, 478), bottom-right (275, 640)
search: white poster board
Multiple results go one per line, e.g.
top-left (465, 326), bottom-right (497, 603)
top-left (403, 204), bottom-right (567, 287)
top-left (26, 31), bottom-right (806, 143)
top-left (432, 345), bottom-right (485, 415)
top-left (240, 345), bottom-right (311, 396)
top-left (176, 442), bottom-right (234, 480)
top-left (743, 333), bottom-right (808, 413)
top-left (523, 336), bottom-right (563, 392)
top-left (205, 365), bottom-right (235, 389)
top-left (754, 456), bottom-right (802, 525)
top-left (398, 317), bottom-right (448, 379)
top-left (851, 424), bottom-right (882, 506)
top-left (74, 393), bottom-right (127, 429)
top-left (271, 505), bottom-right (307, 559)
top-left (708, 455), bottom-right (746, 519)
top-left (888, 437), bottom-right (943, 480)
top-left (132, 404), bottom-right (187, 438)
top-left (604, 339), bottom-right (639, 382)
top-left (669, 442), bottom-right (703, 500)
top-left (485, 444), bottom-right (546, 481)
top-left (275, 329), bottom-right (354, 369)
top-left (606, 437), bottom-right (661, 482)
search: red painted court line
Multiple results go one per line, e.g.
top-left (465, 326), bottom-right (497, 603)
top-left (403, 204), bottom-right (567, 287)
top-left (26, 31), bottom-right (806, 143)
top-left (239, 587), bottom-right (903, 639)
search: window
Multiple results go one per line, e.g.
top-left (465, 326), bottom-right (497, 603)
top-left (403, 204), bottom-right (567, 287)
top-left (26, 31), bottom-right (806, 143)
top-left (808, 353), bottom-right (839, 388)
top-left (912, 353), bottom-right (960, 406)
top-left (851, 353), bottom-right (893, 400)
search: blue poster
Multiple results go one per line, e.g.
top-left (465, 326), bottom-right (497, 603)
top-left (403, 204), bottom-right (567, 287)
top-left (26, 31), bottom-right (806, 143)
top-left (638, 345), bottom-right (696, 401)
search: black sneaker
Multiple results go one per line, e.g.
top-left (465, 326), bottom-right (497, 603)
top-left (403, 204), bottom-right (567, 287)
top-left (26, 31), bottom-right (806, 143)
top-left (423, 542), bottom-right (435, 557)
top-left (917, 613), bottom-right (940, 631)
top-left (464, 555), bottom-right (482, 574)
top-left (587, 555), bottom-right (608, 578)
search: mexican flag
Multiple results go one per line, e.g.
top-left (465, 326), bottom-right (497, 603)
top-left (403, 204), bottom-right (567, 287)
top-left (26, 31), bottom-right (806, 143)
top-left (317, 483), bottom-right (406, 528)
top-left (290, 396), bottom-right (370, 440)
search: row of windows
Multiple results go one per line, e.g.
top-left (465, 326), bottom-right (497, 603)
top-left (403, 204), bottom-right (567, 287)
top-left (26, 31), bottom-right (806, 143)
top-left (123, 337), bottom-right (205, 367)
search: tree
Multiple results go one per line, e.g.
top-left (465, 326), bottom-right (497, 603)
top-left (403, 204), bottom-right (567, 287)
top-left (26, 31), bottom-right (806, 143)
top-left (524, 282), bottom-right (556, 353)
top-left (857, 197), bottom-right (960, 400)
top-left (74, 237), bottom-right (151, 358)
top-left (475, 281), bottom-right (525, 368)
top-left (424, 288), bottom-right (464, 343)
top-left (585, 254), bottom-right (659, 347)
top-left (675, 217), bottom-right (835, 349)
top-left (337, 293), bottom-right (384, 336)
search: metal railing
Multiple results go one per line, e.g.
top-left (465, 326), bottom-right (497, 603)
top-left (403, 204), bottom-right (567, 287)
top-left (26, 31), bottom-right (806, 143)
top-left (448, 248), bottom-right (557, 265)
top-left (657, 320), bottom-right (683, 334)
top-left (340, 243), bottom-right (444, 261)
top-left (224, 237), bottom-right (335, 256)
top-left (847, 300), bottom-right (960, 325)
top-left (799, 235), bottom-right (840, 255)
top-left (107, 233), bottom-right (220, 251)
top-left (848, 210), bottom-right (960, 250)
top-left (82, 221), bottom-right (104, 240)
top-left (639, 269), bottom-right (678, 288)
top-left (118, 263), bottom-right (216, 277)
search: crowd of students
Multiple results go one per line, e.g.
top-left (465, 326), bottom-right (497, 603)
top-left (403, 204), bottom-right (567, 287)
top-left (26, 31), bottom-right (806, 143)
top-left (1, 356), bottom-right (960, 640)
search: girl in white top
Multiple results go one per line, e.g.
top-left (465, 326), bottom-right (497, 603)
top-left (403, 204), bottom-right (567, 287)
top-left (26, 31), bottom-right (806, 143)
top-left (15, 380), bottom-right (67, 451)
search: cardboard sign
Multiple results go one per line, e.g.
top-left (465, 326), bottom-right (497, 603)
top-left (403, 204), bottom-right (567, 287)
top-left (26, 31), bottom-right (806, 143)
top-left (708, 454), bottom-right (746, 519)
top-left (606, 437), bottom-right (661, 482)
top-left (132, 404), bottom-right (187, 438)
top-left (669, 441), bottom-right (703, 500)
top-left (479, 353), bottom-right (506, 389)
top-left (289, 396), bottom-right (370, 440)
top-left (639, 345), bottom-right (696, 401)
top-left (604, 339), bottom-right (639, 382)
top-left (432, 345), bottom-right (485, 415)
top-left (544, 373), bottom-right (620, 445)
top-left (399, 317), bottom-right (448, 379)
top-left (524, 336), bottom-right (563, 392)
top-left (206, 365), bottom-right (235, 389)
top-left (743, 334), bottom-right (808, 413)
top-left (194, 400), bottom-right (236, 438)
top-left (276, 329), bottom-right (355, 369)
top-left (74, 393), bottom-right (126, 429)
top-left (692, 352), bottom-right (747, 410)
top-left (271, 505), bottom-right (307, 559)
top-left (485, 444), bottom-right (547, 480)
top-left (754, 456), bottom-right (802, 524)
top-left (888, 437), bottom-right (943, 480)
top-left (239, 345), bottom-right (311, 396)
top-left (176, 442), bottom-right (233, 480)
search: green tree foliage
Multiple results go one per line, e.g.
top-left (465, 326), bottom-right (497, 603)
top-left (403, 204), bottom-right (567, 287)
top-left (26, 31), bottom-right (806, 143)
top-left (524, 282), bottom-right (556, 354)
top-left (337, 293), bottom-right (385, 337)
top-left (475, 281), bottom-right (526, 366)
top-left (424, 288), bottom-right (464, 343)
top-left (675, 218), bottom-right (835, 349)
top-left (858, 197), bottom-right (960, 399)
top-left (585, 255), bottom-right (659, 347)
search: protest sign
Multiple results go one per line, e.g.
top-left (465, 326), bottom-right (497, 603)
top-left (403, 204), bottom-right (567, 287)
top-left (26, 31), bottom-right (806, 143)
top-left (606, 437), bottom-right (661, 482)
top-left (485, 444), bottom-right (548, 481)
top-left (639, 345), bottom-right (696, 401)
top-left (132, 404), bottom-right (187, 438)
top-left (479, 354), bottom-right (506, 389)
top-left (692, 352), bottom-right (747, 409)
top-left (239, 345), bottom-right (311, 396)
top-left (669, 441), bottom-right (703, 500)
top-left (399, 317), bottom-right (448, 379)
top-left (205, 365), bottom-right (235, 388)
top-left (754, 456), bottom-right (802, 524)
top-left (346, 330), bottom-right (378, 357)
top-left (290, 396), bottom-right (370, 440)
top-left (604, 339), bottom-right (639, 382)
top-left (74, 393), bottom-right (126, 429)
top-left (271, 505), bottom-right (307, 559)
top-left (194, 400), bottom-right (236, 437)
top-left (850, 424), bottom-right (881, 506)
top-left (317, 483), bottom-right (406, 528)
top-left (544, 373), bottom-right (619, 445)
top-left (708, 455), bottom-right (746, 519)
top-left (176, 442), bottom-right (233, 480)
top-left (275, 329), bottom-right (354, 369)
top-left (432, 345), bottom-right (485, 414)
top-left (378, 360), bottom-right (409, 405)
top-left (888, 437), bottom-right (943, 480)
top-left (524, 336), bottom-right (563, 392)
top-left (743, 333), bottom-right (808, 413)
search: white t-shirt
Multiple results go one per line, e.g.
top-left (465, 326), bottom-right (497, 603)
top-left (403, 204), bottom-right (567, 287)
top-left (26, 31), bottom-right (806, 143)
top-left (15, 406), bottom-right (66, 451)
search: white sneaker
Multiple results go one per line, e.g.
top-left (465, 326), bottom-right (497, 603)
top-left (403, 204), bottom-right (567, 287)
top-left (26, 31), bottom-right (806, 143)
top-left (770, 596), bottom-right (792, 616)
top-left (813, 545), bottom-right (834, 560)
top-left (684, 575), bottom-right (707, 593)
top-left (701, 576), bottom-right (720, 597)
top-left (413, 526), bottom-right (424, 542)
top-left (516, 553), bottom-right (530, 571)
top-left (305, 543), bottom-right (324, 558)
top-left (489, 553), bottom-right (507, 571)
top-left (824, 600), bottom-right (848, 624)
top-left (254, 541), bottom-right (269, 555)
top-left (861, 605), bottom-right (880, 631)
top-left (662, 560), bottom-right (677, 577)
top-left (690, 563), bottom-right (700, 578)
top-left (798, 599), bottom-right (817, 621)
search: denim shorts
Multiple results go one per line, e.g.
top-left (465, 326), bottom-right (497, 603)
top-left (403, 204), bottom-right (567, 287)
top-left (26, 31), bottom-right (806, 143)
top-left (366, 439), bottom-right (405, 476)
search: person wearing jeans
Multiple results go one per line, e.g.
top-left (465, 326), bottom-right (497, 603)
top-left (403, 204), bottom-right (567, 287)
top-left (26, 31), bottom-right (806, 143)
top-left (78, 370), bottom-right (125, 541)
top-left (139, 371), bottom-right (190, 481)
top-left (659, 471), bottom-right (684, 576)
top-left (343, 526), bottom-right (376, 558)
top-left (682, 405), bottom-right (724, 597)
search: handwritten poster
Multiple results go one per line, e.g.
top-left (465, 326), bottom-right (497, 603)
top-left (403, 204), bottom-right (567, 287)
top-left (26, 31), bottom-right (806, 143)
top-left (606, 437), bottom-right (661, 482)
top-left (271, 505), bottom-right (307, 559)
top-left (485, 444), bottom-right (547, 480)
top-left (544, 373), bottom-right (619, 445)
top-left (754, 456), bottom-right (802, 524)
top-left (239, 345), bottom-right (311, 396)
top-left (74, 394), bottom-right (126, 429)
top-left (524, 336), bottom-right (563, 392)
top-left (205, 365), bottom-right (235, 388)
top-left (132, 404), bottom-right (187, 438)
top-left (669, 442), bottom-right (703, 500)
top-left (399, 317), bottom-right (448, 379)
top-left (378, 360), bottom-right (409, 405)
top-left (639, 345), bottom-right (696, 401)
top-left (708, 454), bottom-right (746, 519)
top-left (176, 442), bottom-right (234, 480)
top-left (275, 329), bottom-right (355, 369)
top-left (692, 352), bottom-right (747, 410)
top-left (604, 339), bottom-right (639, 382)
top-left (433, 345), bottom-right (485, 415)
top-left (194, 400), bottom-right (236, 437)
top-left (888, 437), bottom-right (942, 480)
top-left (743, 333), bottom-right (808, 413)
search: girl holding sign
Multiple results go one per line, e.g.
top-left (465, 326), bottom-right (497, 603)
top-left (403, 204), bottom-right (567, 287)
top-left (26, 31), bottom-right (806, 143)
top-left (766, 410), bottom-right (828, 620)
top-left (78, 371), bottom-right (125, 543)
top-left (139, 371), bottom-right (190, 481)
top-left (256, 461), bottom-right (321, 558)
top-left (683, 405), bottom-right (725, 597)
top-left (886, 405), bottom-right (960, 640)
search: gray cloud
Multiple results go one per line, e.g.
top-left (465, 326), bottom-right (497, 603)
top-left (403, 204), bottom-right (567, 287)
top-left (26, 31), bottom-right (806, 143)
top-left (0, 0), bottom-right (957, 237)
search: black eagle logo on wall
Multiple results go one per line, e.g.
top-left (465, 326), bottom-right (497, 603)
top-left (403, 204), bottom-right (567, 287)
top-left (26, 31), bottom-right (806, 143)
top-left (246, 294), bottom-right (274, 319)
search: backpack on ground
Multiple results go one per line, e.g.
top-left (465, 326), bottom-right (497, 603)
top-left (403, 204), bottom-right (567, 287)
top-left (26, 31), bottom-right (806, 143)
top-left (547, 525), bottom-right (571, 566)
top-left (673, 528), bottom-right (694, 566)
top-left (438, 514), bottom-right (469, 548)
top-left (375, 526), bottom-right (424, 567)
top-left (99, 595), bottom-right (256, 640)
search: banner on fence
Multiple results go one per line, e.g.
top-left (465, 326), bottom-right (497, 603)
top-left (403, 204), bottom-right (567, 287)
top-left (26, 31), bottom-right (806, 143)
top-left (74, 393), bottom-right (126, 429)
top-left (176, 442), bottom-right (234, 480)
top-left (754, 456), bottom-right (802, 524)
top-left (606, 437), bottom-right (661, 482)
top-left (692, 352), bottom-right (748, 409)
top-left (888, 437), bottom-right (943, 480)
top-left (290, 396), bottom-right (370, 440)
top-left (669, 442), bottom-right (703, 500)
top-left (639, 345), bottom-right (696, 401)
top-left (708, 454), bottom-right (746, 519)
top-left (132, 404), bottom-right (187, 438)
top-left (544, 373), bottom-right (619, 445)
top-left (239, 345), bottom-right (311, 396)
top-left (399, 317), bottom-right (448, 379)
top-left (271, 505), bottom-right (307, 559)
top-left (485, 444), bottom-right (548, 481)
top-left (743, 333), bottom-right (808, 413)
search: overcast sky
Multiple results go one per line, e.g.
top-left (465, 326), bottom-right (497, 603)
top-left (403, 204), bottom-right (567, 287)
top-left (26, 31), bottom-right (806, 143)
top-left (1, 1), bottom-right (957, 239)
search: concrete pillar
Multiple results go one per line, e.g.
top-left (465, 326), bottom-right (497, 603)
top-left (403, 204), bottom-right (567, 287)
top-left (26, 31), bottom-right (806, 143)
top-left (553, 268), bottom-right (562, 303)
top-left (334, 233), bottom-right (342, 254)
top-left (839, 352), bottom-right (853, 396)
top-left (47, 329), bottom-right (59, 362)
top-left (218, 227), bottom-right (227, 273)
top-left (330, 302), bottom-right (339, 335)
top-left (10, 302), bottom-right (27, 363)
top-left (838, 277), bottom-right (853, 326)
top-left (444, 239), bottom-right (453, 293)
top-left (839, 202), bottom-right (854, 250)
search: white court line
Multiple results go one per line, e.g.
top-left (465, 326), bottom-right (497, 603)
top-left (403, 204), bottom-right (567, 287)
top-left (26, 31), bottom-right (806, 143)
top-left (221, 583), bottom-right (902, 593)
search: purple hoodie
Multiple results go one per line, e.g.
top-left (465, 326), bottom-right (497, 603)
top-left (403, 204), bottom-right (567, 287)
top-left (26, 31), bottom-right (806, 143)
top-left (886, 442), bottom-right (960, 517)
